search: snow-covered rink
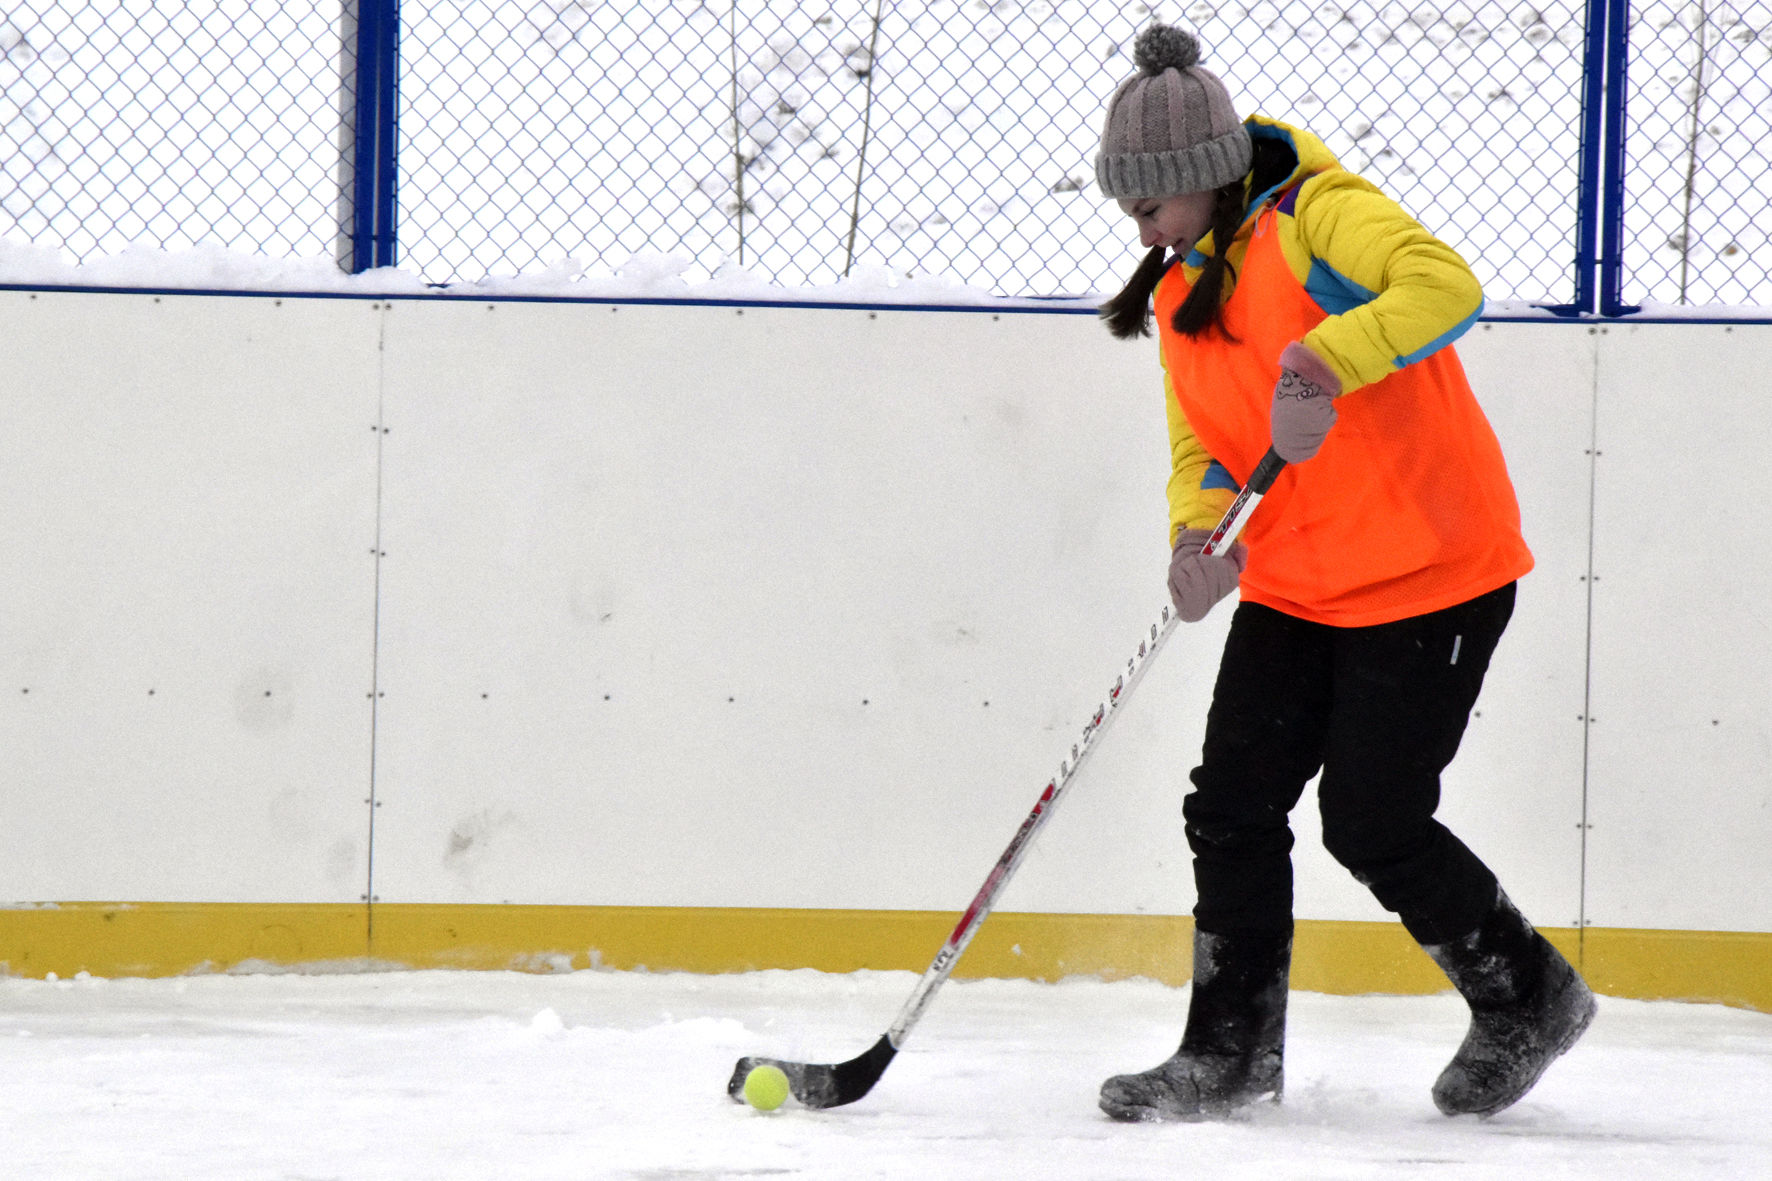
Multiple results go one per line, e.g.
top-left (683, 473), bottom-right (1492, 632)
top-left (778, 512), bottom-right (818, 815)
top-left (1, 967), bottom-right (1766, 1179)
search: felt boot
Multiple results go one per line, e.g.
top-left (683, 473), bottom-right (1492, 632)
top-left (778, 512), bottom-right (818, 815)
top-left (1422, 891), bottom-right (1596, 1116)
top-left (1099, 927), bottom-right (1290, 1121)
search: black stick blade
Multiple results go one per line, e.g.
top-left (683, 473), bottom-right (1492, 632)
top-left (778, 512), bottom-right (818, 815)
top-left (727, 1034), bottom-right (898, 1109)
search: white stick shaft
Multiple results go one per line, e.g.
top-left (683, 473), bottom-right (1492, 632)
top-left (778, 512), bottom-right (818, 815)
top-left (886, 610), bottom-right (1179, 1047)
top-left (878, 447), bottom-right (1286, 1051)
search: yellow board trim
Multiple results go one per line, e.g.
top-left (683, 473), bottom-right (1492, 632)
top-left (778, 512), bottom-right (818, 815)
top-left (0, 903), bottom-right (370, 978)
top-left (1581, 926), bottom-right (1772, 1011)
top-left (1, 904), bottom-right (1766, 1013)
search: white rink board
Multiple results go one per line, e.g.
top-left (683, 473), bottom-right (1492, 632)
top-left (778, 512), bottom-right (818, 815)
top-left (0, 285), bottom-right (1767, 941)
top-left (0, 290), bottom-right (381, 903)
top-left (367, 300), bottom-right (1592, 925)
top-left (1585, 323), bottom-right (1772, 933)
top-left (368, 299), bottom-right (1180, 909)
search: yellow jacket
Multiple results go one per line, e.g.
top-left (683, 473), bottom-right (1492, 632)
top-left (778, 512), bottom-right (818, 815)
top-left (1165, 115), bottom-right (1487, 541)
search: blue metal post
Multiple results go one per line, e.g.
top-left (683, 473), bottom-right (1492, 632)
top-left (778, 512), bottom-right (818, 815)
top-left (351, 0), bottom-right (400, 273)
top-left (1598, 0), bottom-right (1638, 316)
top-left (1559, 0), bottom-right (1610, 316)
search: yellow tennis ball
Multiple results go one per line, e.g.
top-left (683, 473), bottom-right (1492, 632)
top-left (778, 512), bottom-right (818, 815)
top-left (743, 1064), bottom-right (791, 1111)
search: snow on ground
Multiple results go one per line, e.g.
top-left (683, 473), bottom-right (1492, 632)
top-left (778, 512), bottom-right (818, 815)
top-left (1, 966), bottom-right (1767, 1180)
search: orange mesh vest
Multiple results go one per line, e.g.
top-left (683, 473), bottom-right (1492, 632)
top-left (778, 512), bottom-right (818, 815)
top-left (1155, 199), bottom-right (1533, 627)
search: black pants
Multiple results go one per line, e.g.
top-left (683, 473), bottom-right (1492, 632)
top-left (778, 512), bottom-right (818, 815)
top-left (1185, 583), bottom-right (1516, 945)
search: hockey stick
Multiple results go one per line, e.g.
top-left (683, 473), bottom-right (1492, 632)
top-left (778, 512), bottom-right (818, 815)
top-left (727, 447), bottom-right (1287, 1109)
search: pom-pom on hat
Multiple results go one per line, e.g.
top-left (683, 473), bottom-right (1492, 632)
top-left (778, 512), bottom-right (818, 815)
top-left (1095, 24), bottom-right (1252, 200)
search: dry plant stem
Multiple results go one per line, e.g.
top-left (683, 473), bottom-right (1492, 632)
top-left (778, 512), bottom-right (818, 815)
top-left (844, 0), bottom-right (888, 276)
top-left (730, 0), bottom-right (746, 266)
top-left (1678, 0), bottom-right (1711, 303)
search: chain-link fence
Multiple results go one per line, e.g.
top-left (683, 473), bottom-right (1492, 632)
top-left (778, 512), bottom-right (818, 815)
top-left (1188, 0), bottom-right (1592, 309)
top-left (398, 0), bottom-right (1595, 302)
top-left (1, 0), bottom-right (353, 265)
top-left (1623, 0), bottom-right (1771, 306)
top-left (2, 1), bottom-right (1769, 308)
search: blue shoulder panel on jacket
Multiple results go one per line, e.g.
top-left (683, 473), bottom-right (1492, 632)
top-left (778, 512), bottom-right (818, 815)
top-left (1303, 258), bottom-right (1379, 315)
top-left (1202, 460), bottom-right (1239, 492)
top-left (1394, 304), bottom-right (1482, 368)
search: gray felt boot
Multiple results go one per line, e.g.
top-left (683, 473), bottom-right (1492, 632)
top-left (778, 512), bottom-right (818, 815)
top-left (1423, 891), bottom-right (1596, 1116)
top-left (1099, 927), bottom-right (1290, 1121)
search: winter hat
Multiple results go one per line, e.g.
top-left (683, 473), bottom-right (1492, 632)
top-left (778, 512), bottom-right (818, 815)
top-left (1095, 25), bottom-right (1252, 200)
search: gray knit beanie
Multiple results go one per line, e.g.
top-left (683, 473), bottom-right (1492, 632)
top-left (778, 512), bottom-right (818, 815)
top-left (1095, 25), bottom-right (1252, 200)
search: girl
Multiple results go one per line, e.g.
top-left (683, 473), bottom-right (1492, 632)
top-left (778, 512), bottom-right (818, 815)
top-left (1091, 24), bottom-right (1594, 1121)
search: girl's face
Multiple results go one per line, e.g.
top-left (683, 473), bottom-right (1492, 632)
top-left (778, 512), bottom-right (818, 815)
top-left (1118, 190), bottom-right (1215, 252)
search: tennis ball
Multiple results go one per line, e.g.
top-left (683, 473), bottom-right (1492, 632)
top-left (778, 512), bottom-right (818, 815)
top-left (743, 1064), bottom-right (791, 1111)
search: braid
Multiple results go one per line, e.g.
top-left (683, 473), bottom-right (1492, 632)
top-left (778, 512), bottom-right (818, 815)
top-left (1168, 180), bottom-right (1247, 340)
top-left (1099, 137), bottom-right (1296, 343)
top-left (1098, 245), bottom-right (1170, 340)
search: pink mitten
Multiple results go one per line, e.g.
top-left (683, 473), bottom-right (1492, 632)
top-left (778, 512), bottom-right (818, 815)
top-left (1168, 528), bottom-right (1249, 622)
top-left (1270, 342), bottom-right (1340, 463)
